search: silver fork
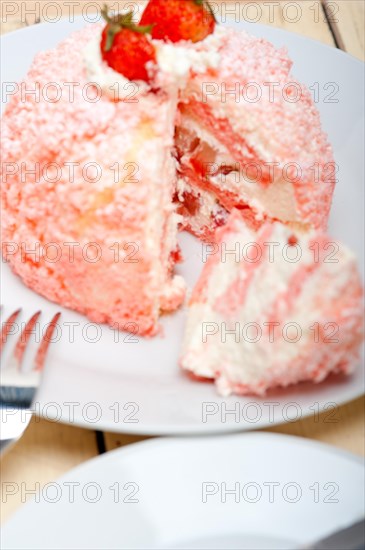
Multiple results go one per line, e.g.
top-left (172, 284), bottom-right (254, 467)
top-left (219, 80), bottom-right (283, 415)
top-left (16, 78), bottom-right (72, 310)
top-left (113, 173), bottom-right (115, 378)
top-left (0, 308), bottom-right (61, 455)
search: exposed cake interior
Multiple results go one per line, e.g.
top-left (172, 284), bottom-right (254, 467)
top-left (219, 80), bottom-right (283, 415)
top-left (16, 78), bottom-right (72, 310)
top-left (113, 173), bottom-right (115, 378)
top-left (173, 26), bottom-right (336, 240)
top-left (175, 105), bottom-right (306, 239)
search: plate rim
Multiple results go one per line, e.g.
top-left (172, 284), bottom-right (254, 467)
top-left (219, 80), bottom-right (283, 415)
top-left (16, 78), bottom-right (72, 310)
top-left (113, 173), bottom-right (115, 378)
top-left (1, 16), bottom-right (364, 435)
top-left (3, 432), bottom-right (364, 538)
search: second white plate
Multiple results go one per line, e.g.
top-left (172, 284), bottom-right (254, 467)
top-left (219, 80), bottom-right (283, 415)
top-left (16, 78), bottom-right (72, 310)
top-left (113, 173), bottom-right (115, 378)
top-left (2, 433), bottom-right (364, 550)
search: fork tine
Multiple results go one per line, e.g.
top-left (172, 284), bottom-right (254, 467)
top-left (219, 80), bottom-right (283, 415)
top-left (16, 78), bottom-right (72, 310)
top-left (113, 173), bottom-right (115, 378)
top-left (34, 312), bottom-right (61, 371)
top-left (0, 308), bottom-right (22, 354)
top-left (13, 311), bottom-right (42, 368)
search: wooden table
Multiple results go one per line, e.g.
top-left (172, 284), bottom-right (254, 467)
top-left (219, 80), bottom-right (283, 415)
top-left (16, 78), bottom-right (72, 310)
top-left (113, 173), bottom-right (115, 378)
top-left (1, 0), bottom-right (364, 525)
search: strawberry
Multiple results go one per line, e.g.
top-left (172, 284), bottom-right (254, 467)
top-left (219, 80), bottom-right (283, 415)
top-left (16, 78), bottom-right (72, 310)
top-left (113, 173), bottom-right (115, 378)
top-left (140, 0), bottom-right (216, 43)
top-left (100, 8), bottom-right (156, 82)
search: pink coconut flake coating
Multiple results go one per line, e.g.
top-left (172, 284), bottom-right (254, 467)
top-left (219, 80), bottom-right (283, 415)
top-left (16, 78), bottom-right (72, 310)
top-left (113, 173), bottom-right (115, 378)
top-left (180, 211), bottom-right (364, 396)
top-left (1, 25), bottom-right (185, 336)
top-left (1, 15), bottom-right (360, 392)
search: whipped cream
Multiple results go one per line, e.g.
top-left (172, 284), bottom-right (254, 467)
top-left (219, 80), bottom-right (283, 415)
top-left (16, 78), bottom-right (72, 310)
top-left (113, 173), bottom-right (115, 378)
top-left (155, 26), bottom-right (224, 86)
top-left (83, 26), bottom-right (225, 100)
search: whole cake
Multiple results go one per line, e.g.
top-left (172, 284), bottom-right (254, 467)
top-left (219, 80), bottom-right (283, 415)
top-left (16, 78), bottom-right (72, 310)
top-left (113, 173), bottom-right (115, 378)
top-left (1, 2), bottom-right (335, 332)
top-left (180, 211), bottom-right (364, 395)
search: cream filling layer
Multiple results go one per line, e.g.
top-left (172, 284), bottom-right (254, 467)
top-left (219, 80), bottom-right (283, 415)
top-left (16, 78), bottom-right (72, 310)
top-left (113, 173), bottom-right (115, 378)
top-left (179, 115), bottom-right (301, 223)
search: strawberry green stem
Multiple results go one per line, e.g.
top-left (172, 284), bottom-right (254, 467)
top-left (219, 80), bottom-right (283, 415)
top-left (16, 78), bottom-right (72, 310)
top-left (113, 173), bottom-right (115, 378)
top-left (101, 5), bottom-right (154, 52)
top-left (194, 0), bottom-right (217, 23)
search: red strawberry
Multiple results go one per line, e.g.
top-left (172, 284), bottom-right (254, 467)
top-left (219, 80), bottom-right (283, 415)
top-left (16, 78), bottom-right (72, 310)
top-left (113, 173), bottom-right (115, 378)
top-left (100, 8), bottom-right (156, 82)
top-left (140, 0), bottom-right (216, 43)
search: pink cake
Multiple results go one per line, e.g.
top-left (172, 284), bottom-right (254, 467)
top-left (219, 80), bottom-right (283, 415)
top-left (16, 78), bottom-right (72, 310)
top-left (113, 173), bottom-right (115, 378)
top-left (0, 16), bottom-right (342, 342)
top-left (176, 28), bottom-right (335, 240)
top-left (180, 211), bottom-right (364, 396)
top-left (1, 25), bottom-right (185, 336)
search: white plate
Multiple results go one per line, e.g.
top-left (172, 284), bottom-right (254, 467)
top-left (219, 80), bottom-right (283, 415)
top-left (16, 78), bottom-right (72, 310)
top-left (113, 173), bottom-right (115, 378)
top-left (2, 433), bottom-right (364, 549)
top-left (1, 18), bottom-right (364, 434)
